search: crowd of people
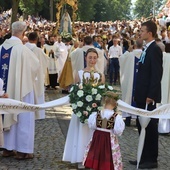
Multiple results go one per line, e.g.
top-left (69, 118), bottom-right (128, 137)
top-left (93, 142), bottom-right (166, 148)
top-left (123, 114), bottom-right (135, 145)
top-left (0, 5), bottom-right (170, 169)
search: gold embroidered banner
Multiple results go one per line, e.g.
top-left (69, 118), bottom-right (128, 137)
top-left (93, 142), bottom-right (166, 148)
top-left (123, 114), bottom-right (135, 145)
top-left (0, 97), bottom-right (170, 119)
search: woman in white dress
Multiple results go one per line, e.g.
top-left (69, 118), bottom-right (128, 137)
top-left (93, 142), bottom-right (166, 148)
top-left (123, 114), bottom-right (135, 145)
top-left (62, 48), bottom-right (105, 168)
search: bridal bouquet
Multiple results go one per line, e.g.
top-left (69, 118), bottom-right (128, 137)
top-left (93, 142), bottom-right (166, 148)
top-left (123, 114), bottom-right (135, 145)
top-left (69, 83), bottom-right (116, 123)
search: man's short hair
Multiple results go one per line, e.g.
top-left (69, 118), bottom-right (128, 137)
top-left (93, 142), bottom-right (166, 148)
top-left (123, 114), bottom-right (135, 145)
top-left (135, 39), bottom-right (143, 49)
top-left (12, 21), bottom-right (27, 35)
top-left (84, 36), bottom-right (93, 45)
top-left (28, 32), bottom-right (38, 41)
top-left (112, 34), bottom-right (119, 41)
top-left (141, 20), bottom-right (157, 38)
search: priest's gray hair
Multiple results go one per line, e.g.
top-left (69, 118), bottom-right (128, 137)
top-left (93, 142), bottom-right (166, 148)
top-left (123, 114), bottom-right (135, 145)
top-left (12, 21), bottom-right (27, 35)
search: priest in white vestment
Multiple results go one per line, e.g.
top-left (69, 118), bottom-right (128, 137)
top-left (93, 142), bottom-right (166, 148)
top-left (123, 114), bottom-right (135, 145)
top-left (58, 40), bottom-right (79, 93)
top-left (157, 42), bottom-right (170, 134)
top-left (54, 35), bottom-right (68, 79)
top-left (0, 21), bottom-right (39, 159)
top-left (25, 32), bottom-right (49, 119)
top-left (70, 36), bottom-right (105, 81)
top-left (44, 35), bottom-right (59, 89)
top-left (119, 39), bottom-right (143, 126)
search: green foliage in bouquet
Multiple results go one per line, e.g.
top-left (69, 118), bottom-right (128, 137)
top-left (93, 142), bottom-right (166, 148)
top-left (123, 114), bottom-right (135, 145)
top-left (60, 31), bottom-right (72, 42)
top-left (69, 83), bottom-right (117, 124)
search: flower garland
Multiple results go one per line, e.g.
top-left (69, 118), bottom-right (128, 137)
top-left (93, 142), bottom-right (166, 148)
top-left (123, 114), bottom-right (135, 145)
top-left (69, 83), bottom-right (116, 123)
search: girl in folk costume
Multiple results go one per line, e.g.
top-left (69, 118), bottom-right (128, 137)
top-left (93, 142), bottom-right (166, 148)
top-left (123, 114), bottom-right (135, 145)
top-left (0, 78), bottom-right (8, 147)
top-left (83, 91), bottom-right (125, 170)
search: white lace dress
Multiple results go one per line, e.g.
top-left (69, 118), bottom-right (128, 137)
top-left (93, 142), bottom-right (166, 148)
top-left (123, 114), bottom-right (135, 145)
top-left (62, 70), bottom-right (100, 163)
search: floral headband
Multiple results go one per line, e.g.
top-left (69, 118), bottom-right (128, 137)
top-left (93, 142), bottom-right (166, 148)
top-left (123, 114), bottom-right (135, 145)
top-left (103, 92), bottom-right (119, 101)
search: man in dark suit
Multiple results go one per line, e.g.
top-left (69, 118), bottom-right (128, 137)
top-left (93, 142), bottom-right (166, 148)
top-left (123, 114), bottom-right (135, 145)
top-left (129, 20), bottom-right (163, 169)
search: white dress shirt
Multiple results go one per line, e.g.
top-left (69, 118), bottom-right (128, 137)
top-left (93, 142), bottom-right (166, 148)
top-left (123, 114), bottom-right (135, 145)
top-left (108, 45), bottom-right (122, 58)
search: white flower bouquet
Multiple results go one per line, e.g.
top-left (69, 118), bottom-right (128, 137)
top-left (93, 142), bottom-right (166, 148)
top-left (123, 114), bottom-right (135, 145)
top-left (69, 83), bottom-right (116, 123)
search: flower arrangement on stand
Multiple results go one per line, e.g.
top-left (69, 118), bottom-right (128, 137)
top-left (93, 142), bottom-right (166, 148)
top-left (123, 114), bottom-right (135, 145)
top-left (60, 31), bottom-right (72, 42)
top-left (69, 70), bottom-right (118, 123)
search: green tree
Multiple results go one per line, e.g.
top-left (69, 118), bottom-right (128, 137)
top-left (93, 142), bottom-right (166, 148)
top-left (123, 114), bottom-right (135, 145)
top-left (134, 0), bottom-right (165, 18)
top-left (19, 0), bottom-right (44, 18)
top-left (0, 0), bottom-right (20, 24)
top-left (93, 0), bottom-right (109, 22)
top-left (11, 0), bottom-right (20, 24)
top-left (0, 1), bottom-right (11, 12)
top-left (93, 0), bottom-right (132, 22)
top-left (39, 0), bottom-right (51, 20)
top-left (77, 0), bottom-right (97, 21)
top-left (112, 0), bottom-right (132, 20)
top-left (39, 0), bottom-right (58, 21)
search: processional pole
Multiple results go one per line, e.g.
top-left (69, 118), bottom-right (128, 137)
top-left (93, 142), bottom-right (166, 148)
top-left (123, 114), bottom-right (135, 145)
top-left (153, 0), bottom-right (156, 18)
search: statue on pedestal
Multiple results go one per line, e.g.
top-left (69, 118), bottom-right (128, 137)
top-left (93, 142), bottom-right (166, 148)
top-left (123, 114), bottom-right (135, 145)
top-left (55, 0), bottom-right (78, 35)
top-left (60, 11), bottom-right (72, 34)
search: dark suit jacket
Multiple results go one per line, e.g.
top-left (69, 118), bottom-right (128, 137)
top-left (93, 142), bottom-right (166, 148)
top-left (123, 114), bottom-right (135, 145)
top-left (134, 41), bottom-right (163, 103)
top-left (108, 40), bottom-right (113, 50)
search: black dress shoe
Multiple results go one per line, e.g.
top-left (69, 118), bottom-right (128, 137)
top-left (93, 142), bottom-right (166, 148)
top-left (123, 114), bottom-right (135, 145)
top-left (138, 162), bottom-right (158, 169)
top-left (129, 160), bottom-right (143, 165)
top-left (0, 148), bottom-right (5, 151)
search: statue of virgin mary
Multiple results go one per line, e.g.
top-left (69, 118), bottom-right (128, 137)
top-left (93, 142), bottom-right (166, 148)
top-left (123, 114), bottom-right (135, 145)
top-left (60, 11), bottom-right (72, 34)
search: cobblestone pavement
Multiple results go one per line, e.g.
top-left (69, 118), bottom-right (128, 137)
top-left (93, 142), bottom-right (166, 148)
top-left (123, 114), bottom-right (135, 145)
top-left (0, 86), bottom-right (170, 170)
